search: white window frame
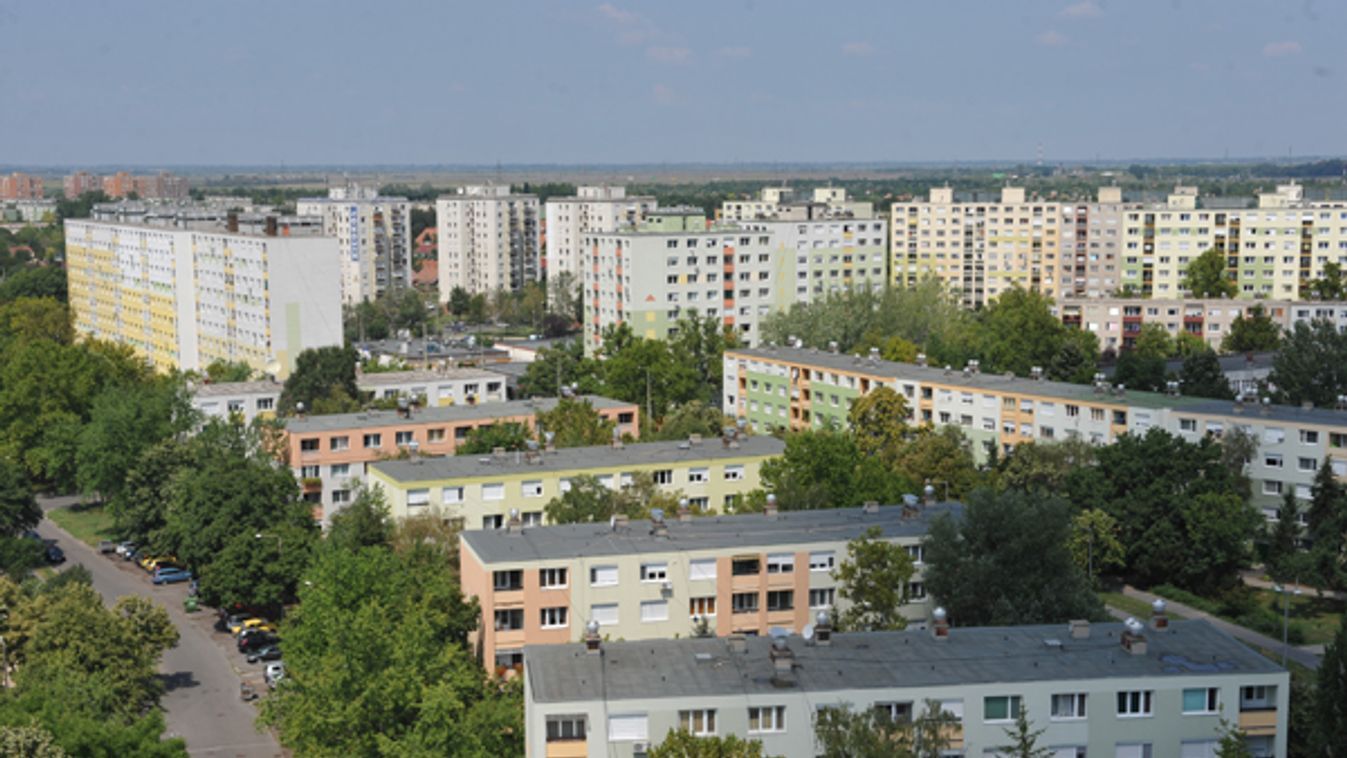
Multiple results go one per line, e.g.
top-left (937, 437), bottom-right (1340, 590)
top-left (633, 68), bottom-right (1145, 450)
top-left (482, 483), bottom-right (505, 501)
top-left (747, 705), bottom-right (786, 734)
top-left (590, 603), bottom-right (619, 627)
top-left (539, 567), bottom-right (568, 589)
top-left (590, 565), bottom-right (619, 587)
top-left (640, 562), bottom-right (668, 583)
top-left (688, 467), bottom-right (709, 484)
top-left (607, 713), bottom-right (648, 742)
top-left (809, 551), bottom-right (835, 572)
top-left (688, 558), bottom-right (717, 582)
top-left (1050, 693), bottom-right (1087, 721)
top-left (442, 486), bottom-right (464, 504)
top-left (724, 464), bottom-right (744, 481)
top-left (1117, 690), bottom-right (1154, 718)
top-left (540, 606), bottom-right (568, 629)
top-left (640, 599), bottom-right (669, 623)
top-left (766, 553), bottom-right (795, 574)
top-left (407, 488), bottom-right (430, 507)
top-left (521, 480), bottom-right (544, 498)
top-left (679, 708), bottom-right (717, 737)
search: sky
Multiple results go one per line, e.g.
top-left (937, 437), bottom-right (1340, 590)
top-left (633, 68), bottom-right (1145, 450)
top-left (1, 0), bottom-right (1343, 166)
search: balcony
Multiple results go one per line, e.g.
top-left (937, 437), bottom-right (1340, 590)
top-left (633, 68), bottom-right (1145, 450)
top-left (1238, 708), bottom-right (1277, 736)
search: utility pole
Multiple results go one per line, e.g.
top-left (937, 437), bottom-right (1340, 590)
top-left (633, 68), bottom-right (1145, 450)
top-left (645, 367), bottom-right (653, 433)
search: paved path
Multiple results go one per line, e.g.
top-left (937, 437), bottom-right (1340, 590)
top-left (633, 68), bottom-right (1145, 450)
top-left (1118, 585), bottom-right (1322, 671)
top-left (1240, 569), bottom-right (1345, 601)
top-left (38, 497), bottom-right (283, 757)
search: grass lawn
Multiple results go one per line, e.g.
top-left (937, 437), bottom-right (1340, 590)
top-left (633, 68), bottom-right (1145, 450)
top-left (1247, 587), bottom-right (1343, 647)
top-left (1099, 592), bottom-right (1187, 621)
top-left (47, 503), bottom-right (117, 548)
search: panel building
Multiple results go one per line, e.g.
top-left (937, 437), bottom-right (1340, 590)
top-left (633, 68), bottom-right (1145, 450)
top-left (297, 185), bottom-right (412, 303)
top-left (545, 186), bottom-right (656, 281)
top-left (437, 185), bottom-right (541, 297)
top-left (355, 367), bottom-right (510, 407)
top-left (524, 616), bottom-right (1287, 758)
top-left (0, 172), bottom-right (45, 200)
top-left (1056, 297), bottom-right (1347, 353)
top-left (64, 218), bottom-right (342, 377)
top-left (463, 500), bottom-right (950, 669)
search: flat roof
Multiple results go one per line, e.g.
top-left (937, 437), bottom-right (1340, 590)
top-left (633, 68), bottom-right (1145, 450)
top-left (526, 619), bottom-right (1282, 704)
top-left (371, 435), bottom-right (784, 484)
top-left (285, 395), bottom-right (633, 435)
top-left (191, 380), bottom-right (280, 398)
top-left (463, 501), bottom-right (961, 565)
top-left (355, 368), bottom-right (504, 387)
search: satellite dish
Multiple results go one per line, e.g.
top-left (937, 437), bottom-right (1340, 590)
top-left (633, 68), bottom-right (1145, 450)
top-left (802, 624), bottom-right (815, 641)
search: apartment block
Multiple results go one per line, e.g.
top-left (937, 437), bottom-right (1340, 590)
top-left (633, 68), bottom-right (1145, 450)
top-left (369, 434), bottom-right (783, 525)
top-left (296, 186), bottom-right (412, 303)
top-left (463, 500), bottom-right (950, 670)
top-left (64, 219), bottom-right (342, 378)
top-left (0, 172), bottom-right (44, 201)
top-left (720, 186), bottom-right (874, 222)
top-left (63, 171), bottom-right (101, 199)
top-left (437, 185), bottom-right (541, 297)
top-left (524, 617), bottom-right (1287, 758)
top-left (583, 209), bottom-right (778, 354)
top-left (545, 186), bottom-right (656, 280)
top-left (189, 380), bottom-right (280, 427)
top-left (1056, 297), bottom-right (1347, 353)
top-left (100, 171), bottom-right (190, 200)
top-left (891, 186), bottom-right (1063, 307)
top-left (356, 367), bottom-right (509, 407)
top-left (283, 395), bottom-right (639, 521)
top-left (724, 345), bottom-right (1347, 513)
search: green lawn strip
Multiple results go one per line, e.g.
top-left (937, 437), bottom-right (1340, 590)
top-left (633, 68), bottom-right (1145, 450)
top-left (1152, 584), bottom-right (1343, 647)
top-left (1100, 592), bottom-right (1187, 621)
top-left (46, 503), bottom-right (117, 548)
top-left (1245, 587), bottom-right (1344, 648)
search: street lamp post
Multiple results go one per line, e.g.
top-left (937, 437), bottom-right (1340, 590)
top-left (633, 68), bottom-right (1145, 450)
top-left (1272, 582), bottom-right (1302, 667)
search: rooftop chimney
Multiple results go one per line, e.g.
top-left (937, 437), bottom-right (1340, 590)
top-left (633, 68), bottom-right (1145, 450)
top-left (584, 619), bottom-right (602, 654)
top-left (813, 611), bottom-right (832, 647)
top-left (923, 482), bottom-right (937, 506)
top-left (543, 430), bottom-right (556, 452)
top-left (611, 513), bottom-right (629, 531)
top-left (492, 446), bottom-right (506, 461)
top-left (677, 498), bottom-right (692, 522)
top-left (916, 352), bottom-right (928, 367)
top-left (264, 215), bottom-right (278, 237)
top-left (1149, 599), bottom-right (1169, 631)
top-left (506, 508), bottom-right (523, 534)
top-left (1069, 619), bottom-right (1091, 639)
top-left (688, 433), bottom-right (702, 446)
top-left (1121, 617), bottom-right (1148, 655)
top-left (612, 427), bottom-right (624, 449)
top-left (828, 341), bottom-right (839, 354)
top-left (769, 637), bottom-right (796, 687)
top-left (868, 347), bottom-right (880, 363)
top-left (764, 493), bottom-right (778, 518)
top-left (727, 633), bottom-right (747, 654)
top-left (650, 508), bottom-right (670, 539)
top-left (931, 607), bottom-right (950, 641)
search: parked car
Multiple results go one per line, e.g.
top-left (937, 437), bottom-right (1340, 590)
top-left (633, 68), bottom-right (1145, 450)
top-left (45, 544), bottom-right (65, 565)
top-left (125, 547), bottom-right (144, 563)
top-left (152, 567), bottom-right (192, 585)
top-left (216, 612), bottom-right (252, 633)
top-left (98, 540), bottom-right (118, 554)
top-left (139, 555), bottom-right (179, 573)
top-left (237, 626), bottom-right (278, 646)
top-left (228, 617), bottom-right (271, 636)
top-left (264, 662), bottom-right (285, 689)
top-left (114, 541), bottom-right (137, 558)
top-left (239, 632), bottom-right (280, 654)
top-left (246, 644), bottom-right (282, 664)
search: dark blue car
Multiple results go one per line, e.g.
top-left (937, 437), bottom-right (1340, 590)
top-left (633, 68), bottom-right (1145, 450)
top-left (152, 567), bottom-right (193, 585)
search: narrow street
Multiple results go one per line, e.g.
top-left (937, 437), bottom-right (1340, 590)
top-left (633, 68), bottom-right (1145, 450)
top-left (38, 497), bottom-right (283, 757)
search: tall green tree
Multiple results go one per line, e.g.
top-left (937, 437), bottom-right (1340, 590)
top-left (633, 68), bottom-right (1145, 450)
top-left (1306, 459), bottom-right (1347, 589)
top-left (279, 346), bottom-right (359, 414)
top-left (1132, 323), bottom-right (1175, 359)
top-left (1303, 261), bottom-right (1346, 301)
top-left (1310, 618), bottom-right (1347, 756)
top-left (1269, 319), bottom-right (1347, 407)
top-left (535, 398), bottom-right (615, 448)
top-left (599, 324), bottom-right (700, 425)
top-left (891, 426), bottom-right (980, 499)
top-left (993, 439), bottom-right (1096, 495)
top-left (924, 489), bottom-right (1104, 626)
top-left (1112, 349), bottom-right (1167, 392)
top-left (648, 730), bottom-right (765, 758)
top-left (834, 526), bottom-right (916, 631)
top-left (1068, 508), bottom-right (1126, 585)
top-left (75, 378), bottom-right (193, 502)
top-left (1266, 490), bottom-right (1305, 583)
top-left (106, 438), bottom-right (191, 547)
top-left (759, 429), bottom-right (909, 512)
top-left (848, 387), bottom-right (910, 461)
top-left (0, 267), bottom-right (66, 304)
top-left (813, 700), bottom-right (957, 758)
top-left (1179, 349), bottom-right (1235, 400)
top-left (203, 359), bottom-right (255, 382)
top-left (997, 707), bottom-right (1050, 758)
top-left (544, 473), bottom-right (683, 524)
top-left (0, 458), bottom-right (41, 536)
top-left (456, 422), bottom-right (531, 455)
top-left (1221, 305), bottom-right (1281, 353)
top-left (517, 339), bottom-right (602, 398)
top-left (327, 485), bottom-right (394, 552)
top-left (1183, 248), bottom-right (1237, 298)
top-left (974, 288), bottom-right (1097, 379)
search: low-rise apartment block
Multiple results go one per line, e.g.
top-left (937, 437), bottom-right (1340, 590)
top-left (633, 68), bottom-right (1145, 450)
top-left (463, 500), bottom-right (952, 670)
top-left (524, 616), bottom-right (1287, 758)
top-left (189, 380), bottom-right (280, 426)
top-left (283, 396), bottom-right (640, 521)
top-left (370, 434), bottom-right (783, 525)
top-left (296, 185), bottom-right (412, 303)
top-left (545, 186), bottom-right (656, 280)
top-left (1058, 297), bottom-right (1347, 352)
top-left (64, 218), bottom-right (342, 378)
top-left (724, 345), bottom-right (1347, 513)
top-left (437, 185), bottom-right (541, 297)
top-left (356, 367), bottom-right (509, 406)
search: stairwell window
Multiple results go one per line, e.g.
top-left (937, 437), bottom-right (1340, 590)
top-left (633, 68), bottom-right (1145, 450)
top-left (1051, 693), bottom-right (1087, 720)
top-left (1117, 690), bottom-right (1153, 717)
top-left (747, 706), bottom-right (786, 734)
top-left (679, 709), bottom-right (717, 736)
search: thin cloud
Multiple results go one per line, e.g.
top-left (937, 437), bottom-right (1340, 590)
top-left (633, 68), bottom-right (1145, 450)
top-left (646, 46), bottom-right (691, 64)
top-left (841, 41), bottom-right (873, 57)
top-left (717, 46), bottom-right (752, 59)
top-left (596, 3), bottom-right (654, 46)
top-left (596, 3), bottom-right (636, 24)
top-left (1262, 40), bottom-right (1302, 57)
top-left (1036, 30), bottom-right (1069, 47)
top-left (1060, 0), bottom-right (1102, 18)
top-left (652, 84), bottom-right (679, 106)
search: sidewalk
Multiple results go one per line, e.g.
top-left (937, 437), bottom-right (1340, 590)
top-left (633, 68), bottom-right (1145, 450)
top-left (1240, 569), bottom-right (1345, 601)
top-left (1116, 585), bottom-right (1322, 671)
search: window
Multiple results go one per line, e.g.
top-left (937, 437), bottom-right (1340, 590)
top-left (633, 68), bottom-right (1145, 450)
top-left (1117, 690), bottom-right (1153, 717)
top-left (256, 397), bottom-right (274, 411)
top-left (427, 428), bottom-right (445, 443)
top-left (590, 565), bottom-right (619, 587)
top-left (1180, 741), bottom-right (1217, 758)
top-left (395, 430), bottom-right (414, 446)
top-left (545, 715), bottom-right (585, 742)
top-left (766, 553), bottom-right (795, 573)
top-left (1264, 454), bottom-right (1283, 469)
top-left (331, 489), bottom-right (350, 504)
top-left (330, 463), bottom-right (350, 477)
top-left (984, 695), bottom-right (1021, 722)
top-left (1180, 418), bottom-right (1197, 432)
top-left (482, 483), bottom-right (505, 501)
top-left (640, 600), bottom-right (669, 622)
top-left (809, 588), bottom-right (835, 608)
top-left (607, 713), bottom-right (648, 742)
top-left (1300, 429), bottom-right (1320, 444)
top-left (724, 464), bottom-right (744, 481)
top-left (540, 607), bottom-right (568, 628)
top-left (482, 514), bottom-right (503, 530)
top-left (1240, 685), bottom-right (1276, 710)
top-left (1051, 749), bottom-right (1087, 758)
top-left (907, 581), bottom-right (927, 600)
top-left (300, 465), bottom-right (320, 479)
top-left (493, 570), bottom-right (523, 591)
top-left (521, 480), bottom-right (543, 498)
top-left (766, 590), bottom-right (794, 611)
top-left (688, 467), bottom-right (709, 483)
top-left (679, 709), bottom-right (717, 736)
top-left (407, 488), bottom-right (430, 507)
top-left (653, 469), bottom-right (673, 485)
top-left (874, 702), bottom-right (913, 724)
top-left (299, 438), bottom-right (320, 452)
top-left (747, 706), bottom-right (785, 733)
top-left (690, 596), bottom-right (716, 617)
top-left (732, 592), bottom-right (759, 613)
top-left (362, 433), bottom-right (382, 449)
top-left (1115, 746), bottom-right (1153, 758)
top-left (905, 545), bottom-right (924, 565)
top-left (689, 558), bottom-right (717, 581)
top-left (540, 567), bottom-right (567, 588)
top-left (1051, 693), bottom-right (1087, 720)
top-left (329, 436), bottom-right (349, 451)
top-left (732, 557), bottom-right (760, 576)
top-left (640, 562), bottom-right (668, 582)
top-left (493, 608), bottom-right (523, 631)
top-left (1182, 687), bottom-right (1219, 714)
top-left (591, 603), bottom-right (619, 626)
top-left (809, 551), bottom-right (836, 572)
top-left (442, 486), bottom-right (463, 503)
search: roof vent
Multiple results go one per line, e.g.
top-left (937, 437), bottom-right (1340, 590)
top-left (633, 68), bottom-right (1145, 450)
top-left (650, 508), bottom-right (669, 539)
top-left (769, 633), bottom-right (796, 687)
top-left (1069, 619), bottom-right (1090, 639)
top-left (610, 513), bottom-right (629, 532)
top-left (1150, 598), bottom-right (1169, 631)
top-left (931, 607), bottom-right (950, 641)
top-left (1121, 617), bottom-right (1148, 655)
top-left (1030, 366), bottom-right (1043, 381)
top-left (923, 483), bottom-right (937, 506)
top-left (727, 633), bottom-right (747, 654)
top-left (814, 610), bottom-right (832, 647)
top-left (506, 508), bottom-right (523, 535)
top-left (764, 493), bottom-right (778, 518)
top-left (1260, 397), bottom-right (1272, 416)
top-left (868, 347), bottom-right (879, 363)
top-left (584, 619), bottom-right (602, 654)
top-left (828, 340), bottom-right (839, 354)
top-left (862, 501), bottom-right (879, 515)
top-left (677, 497), bottom-right (692, 522)
top-left (612, 427), bottom-right (624, 448)
top-left (915, 352), bottom-right (927, 367)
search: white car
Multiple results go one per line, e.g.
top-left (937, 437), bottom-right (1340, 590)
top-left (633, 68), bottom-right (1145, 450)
top-left (264, 661), bottom-right (285, 689)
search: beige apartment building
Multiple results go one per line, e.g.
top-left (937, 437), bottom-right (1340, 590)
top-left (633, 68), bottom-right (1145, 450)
top-left (461, 501), bottom-right (953, 669)
top-left (1056, 297), bottom-right (1347, 352)
top-left (367, 434), bottom-right (783, 525)
top-left (720, 186), bottom-right (874, 222)
top-left (544, 186), bottom-right (656, 281)
top-left (297, 185), bottom-right (412, 303)
top-left (437, 185), bottom-right (540, 297)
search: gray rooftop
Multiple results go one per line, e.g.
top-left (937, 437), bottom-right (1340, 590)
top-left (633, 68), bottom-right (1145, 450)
top-left (463, 501), bottom-right (960, 565)
top-left (355, 367), bottom-right (504, 387)
top-left (191, 380), bottom-right (280, 398)
top-left (371, 435), bottom-right (785, 484)
top-left (285, 395), bottom-right (633, 435)
top-left (526, 619), bottom-right (1283, 704)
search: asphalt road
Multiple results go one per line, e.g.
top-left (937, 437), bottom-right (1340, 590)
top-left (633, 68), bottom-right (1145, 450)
top-left (38, 496), bottom-right (283, 757)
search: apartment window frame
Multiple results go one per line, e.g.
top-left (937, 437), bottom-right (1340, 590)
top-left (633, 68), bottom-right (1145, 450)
top-left (539, 606), bottom-right (568, 629)
top-left (1050, 693), bottom-right (1087, 721)
top-left (539, 567), bottom-right (568, 589)
top-left (640, 562), bottom-right (668, 583)
top-left (983, 695), bottom-right (1022, 723)
top-left (1182, 687), bottom-right (1219, 715)
top-left (590, 565), bottom-right (619, 587)
top-left (1117, 690), bottom-right (1154, 718)
top-left (492, 569), bottom-right (523, 592)
top-left (747, 705), bottom-right (786, 734)
top-left (545, 715), bottom-right (586, 743)
top-left (809, 551), bottom-right (835, 572)
top-left (679, 709), bottom-right (717, 737)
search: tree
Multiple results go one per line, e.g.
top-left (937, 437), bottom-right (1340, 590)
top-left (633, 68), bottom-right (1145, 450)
top-left (1174, 331), bottom-right (1209, 358)
top-left (669, 313), bottom-right (737, 406)
top-left (0, 725), bottom-right (66, 758)
top-left (1222, 305), bottom-right (1281, 353)
top-left (1307, 459), bottom-right (1347, 590)
top-left (197, 521), bottom-right (316, 610)
top-left (75, 378), bottom-right (193, 502)
top-left (1179, 349), bottom-right (1234, 400)
top-left (326, 485), bottom-right (393, 552)
top-left (1214, 718), bottom-right (1255, 758)
top-left (1132, 323), bottom-right (1174, 359)
top-left (974, 288), bottom-right (1090, 379)
top-left (651, 400), bottom-right (728, 442)
top-left (1310, 619), bottom-right (1347, 756)
top-left (812, 700), bottom-right (956, 758)
top-left (279, 346), bottom-right (359, 415)
top-left (544, 473), bottom-right (683, 524)
top-left (1266, 490), bottom-right (1304, 583)
top-left (448, 287), bottom-right (471, 317)
top-left (834, 526), bottom-right (916, 631)
top-left (994, 439), bottom-right (1096, 495)
top-left (517, 339), bottom-right (602, 398)
top-left (0, 297), bottom-right (72, 345)
top-left (0, 267), bottom-right (66, 304)
top-left (203, 359), bottom-right (255, 382)
top-left (0, 458), bottom-right (41, 536)
top-left (997, 707), bottom-right (1050, 758)
top-left (106, 438), bottom-right (190, 547)
top-left (1112, 349), bottom-right (1166, 392)
top-left (1269, 319), bottom-right (1347, 407)
top-left (890, 426), bottom-right (979, 499)
top-left (647, 730), bottom-right (765, 758)
top-left (848, 387), bottom-right (910, 461)
top-left (924, 489), bottom-right (1104, 626)
top-left (600, 325), bottom-right (700, 425)
top-left (1303, 261), bottom-right (1346, 301)
top-left (456, 422), bottom-right (531, 455)
top-left (1068, 508), bottom-right (1125, 585)
top-left (535, 398), bottom-right (615, 448)
top-left (1183, 248), bottom-right (1237, 298)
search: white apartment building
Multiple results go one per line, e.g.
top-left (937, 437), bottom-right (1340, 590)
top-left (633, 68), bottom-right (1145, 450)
top-left (721, 186), bottom-right (874, 221)
top-left (736, 195), bottom-right (888, 305)
top-left (356, 367), bottom-right (510, 406)
top-left (1056, 297), bottom-right (1347, 353)
top-left (544, 186), bottom-right (656, 281)
top-left (64, 219), bottom-right (342, 378)
top-left (189, 380), bottom-right (280, 426)
top-left (297, 185), bottom-right (412, 304)
top-left (437, 185), bottom-right (540, 298)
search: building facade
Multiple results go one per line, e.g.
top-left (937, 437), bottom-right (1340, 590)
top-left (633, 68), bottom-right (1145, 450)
top-left (189, 380), bottom-right (280, 427)
top-left (720, 186), bottom-right (874, 222)
top-left (463, 500), bottom-right (949, 669)
top-left (724, 345), bottom-right (1347, 514)
top-left (282, 395), bottom-right (640, 521)
top-left (0, 172), bottom-right (45, 201)
top-left (356, 367), bottom-right (509, 406)
top-left (98, 171), bottom-right (189, 200)
top-left (545, 186), bottom-right (656, 280)
top-left (296, 186), bottom-right (412, 303)
top-left (63, 171), bottom-right (101, 199)
top-left (64, 219), bottom-right (342, 377)
top-left (437, 185), bottom-right (541, 297)
top-left (1056, 297), bottom-right (1347, 353)
top-left (524, 618), bottom-right (1287, 758)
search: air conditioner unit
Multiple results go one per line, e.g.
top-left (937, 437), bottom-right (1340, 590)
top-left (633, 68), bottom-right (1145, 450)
top-left (633, 742), bottom-right (651, 756)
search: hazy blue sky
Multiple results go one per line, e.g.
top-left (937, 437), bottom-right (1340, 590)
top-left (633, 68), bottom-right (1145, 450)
top-left (2, 0), bottom-right (1342, 166)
